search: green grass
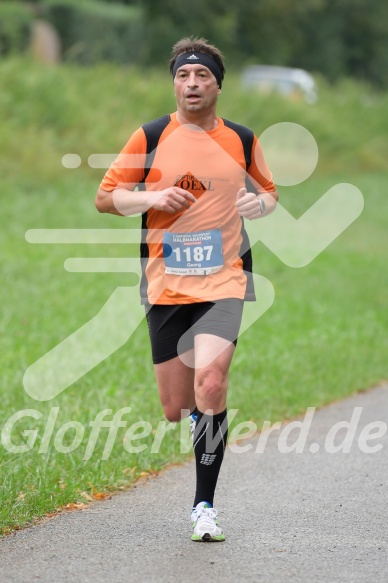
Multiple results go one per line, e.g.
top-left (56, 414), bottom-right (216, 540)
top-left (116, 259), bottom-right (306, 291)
top-left (1, 59), bottom-right (387, 533)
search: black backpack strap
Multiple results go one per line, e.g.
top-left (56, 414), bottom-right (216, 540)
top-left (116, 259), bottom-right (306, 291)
top-left (140, 114), bottom-right (171, 184)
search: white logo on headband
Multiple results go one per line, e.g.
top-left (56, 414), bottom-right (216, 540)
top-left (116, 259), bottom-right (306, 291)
top-left (187, 54), bottom-right (200, 60)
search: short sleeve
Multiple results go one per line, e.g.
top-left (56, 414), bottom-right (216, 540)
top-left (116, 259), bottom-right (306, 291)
top-left (99, 127), bottom-right (148, 192)
top-left (247, 135), bottom-right (276, 193)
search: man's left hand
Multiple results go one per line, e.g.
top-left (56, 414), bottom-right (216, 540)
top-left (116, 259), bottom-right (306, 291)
top-left (235, 188), bottom-right (264, 220)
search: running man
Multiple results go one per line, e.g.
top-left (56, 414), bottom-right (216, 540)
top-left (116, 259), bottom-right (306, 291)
top-left (95, 36), bottom-right (278, 541)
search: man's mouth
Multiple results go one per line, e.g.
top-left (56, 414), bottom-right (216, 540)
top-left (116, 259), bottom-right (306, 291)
top-left (186, 92), bottom-right (201, 101)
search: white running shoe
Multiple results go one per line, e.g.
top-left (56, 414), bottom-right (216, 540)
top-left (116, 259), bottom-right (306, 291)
top-left (191, 501), bottom-right (225, 542)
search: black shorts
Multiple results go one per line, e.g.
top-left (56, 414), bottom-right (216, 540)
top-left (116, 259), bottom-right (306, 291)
top-left (145, 299), bottom-right (244, 364)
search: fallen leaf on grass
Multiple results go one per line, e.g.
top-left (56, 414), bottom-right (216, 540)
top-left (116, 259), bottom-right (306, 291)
top-left (139, 470), bottom-right (159, 478)
top-left (91, 492), bottom-right (111, 500)
top-left (87, 482), bottom-right (111, 500)
top-left (64, 503), bottom-right (88, 511)
top-left (79, 491), bottom-right (94, 502)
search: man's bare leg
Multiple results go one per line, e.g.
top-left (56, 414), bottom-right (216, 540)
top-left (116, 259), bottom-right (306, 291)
top-left (190, 335), bottom-right (234, 515)
top-left (193, 334), bottom-right (235, 414)
top-left (153, 349), bottom-right (196, 422)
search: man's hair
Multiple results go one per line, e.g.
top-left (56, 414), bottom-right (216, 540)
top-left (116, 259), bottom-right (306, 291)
top-left (169, 36), bottom-right (225, 82)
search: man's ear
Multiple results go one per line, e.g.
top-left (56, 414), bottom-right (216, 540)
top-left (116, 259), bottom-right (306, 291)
top-left (217, 87), bottom-right (222, 95)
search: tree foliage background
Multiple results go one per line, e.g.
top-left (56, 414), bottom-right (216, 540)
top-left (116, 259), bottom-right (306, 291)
top-left (140, 0), bottom-right (388, 87)
top-left (0, 0), bottom-right (387, 87)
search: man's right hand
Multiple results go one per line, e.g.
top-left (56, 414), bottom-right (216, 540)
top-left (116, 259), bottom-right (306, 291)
top-left (151, 188), bottom-right (196, 214)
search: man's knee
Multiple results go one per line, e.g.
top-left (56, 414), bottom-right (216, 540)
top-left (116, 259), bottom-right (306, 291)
top-left (162, 404), bottom-right (190, 423)
top-left (195, 369), bottom-right (226, 402)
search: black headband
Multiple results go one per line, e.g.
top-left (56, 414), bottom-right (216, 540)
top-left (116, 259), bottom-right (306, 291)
top-left (172, 52), bottom-right (223, 88)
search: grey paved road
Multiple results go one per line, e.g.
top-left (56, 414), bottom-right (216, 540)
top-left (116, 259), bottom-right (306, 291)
top-left (1, 385), bottom-right (387, 583)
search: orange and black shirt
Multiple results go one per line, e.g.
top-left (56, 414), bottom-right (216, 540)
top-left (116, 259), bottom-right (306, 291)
top-left (100, 112), bottom-right (276, 305)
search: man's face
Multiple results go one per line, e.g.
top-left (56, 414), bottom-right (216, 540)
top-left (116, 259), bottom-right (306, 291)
top-left (174, 64), bottom-right (221, 115)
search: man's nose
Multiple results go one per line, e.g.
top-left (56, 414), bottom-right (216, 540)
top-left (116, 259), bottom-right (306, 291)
top-left (187, 72), bottom-right (198, 86)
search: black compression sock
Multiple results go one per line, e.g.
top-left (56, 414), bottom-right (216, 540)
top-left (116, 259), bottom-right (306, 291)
top-left (193, 409), bottom-right (228, 508)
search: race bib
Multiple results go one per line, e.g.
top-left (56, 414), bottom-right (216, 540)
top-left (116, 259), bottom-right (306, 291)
top-left (163, 229), bottom-right (224, 276)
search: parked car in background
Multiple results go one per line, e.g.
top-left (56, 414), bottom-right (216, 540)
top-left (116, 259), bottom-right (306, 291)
top-left (241, 65), bottom-right (317, 103)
